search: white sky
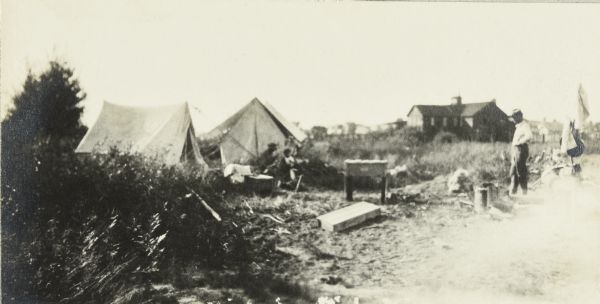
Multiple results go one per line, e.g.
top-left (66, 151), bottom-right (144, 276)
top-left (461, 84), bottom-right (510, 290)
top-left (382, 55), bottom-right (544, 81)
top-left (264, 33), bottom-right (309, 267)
top-left (2, 0), bottom-right (600, 132)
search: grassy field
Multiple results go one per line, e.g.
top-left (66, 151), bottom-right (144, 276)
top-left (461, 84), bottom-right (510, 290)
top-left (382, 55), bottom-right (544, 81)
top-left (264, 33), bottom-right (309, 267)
top-left (303, 134), bottom-right (556, 188)
top-left (3, 128), bottom-right (596, 303)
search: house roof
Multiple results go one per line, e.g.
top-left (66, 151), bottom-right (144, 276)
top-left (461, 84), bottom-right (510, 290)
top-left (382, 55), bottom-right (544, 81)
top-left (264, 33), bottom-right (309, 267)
top-left (409, 100), bottom-right (496, 117)
top-left (460, 102), bottom-right (493, 117)
top-left (411, 105), bottom-right (458, 117)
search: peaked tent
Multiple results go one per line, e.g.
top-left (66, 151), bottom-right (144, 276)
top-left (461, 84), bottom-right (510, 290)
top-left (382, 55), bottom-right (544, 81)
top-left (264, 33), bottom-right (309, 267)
top-left (206, 98), bottom-right (307, 165)
top-left (76, 101), bottom-right (208, 168)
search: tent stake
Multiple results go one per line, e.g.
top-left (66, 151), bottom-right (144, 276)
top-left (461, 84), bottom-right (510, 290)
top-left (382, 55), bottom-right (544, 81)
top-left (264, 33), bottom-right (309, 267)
top-left (187, 187), bottom-right (222, 222)
top-left (294, 175), bottom-right (303, 192)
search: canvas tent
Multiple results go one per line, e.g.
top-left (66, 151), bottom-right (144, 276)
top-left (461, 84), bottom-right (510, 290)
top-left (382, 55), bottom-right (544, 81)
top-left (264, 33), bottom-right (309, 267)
top-left (206, 98), bottom-right (307, 165)
top-left (76, 101), bottom-right (208, 168)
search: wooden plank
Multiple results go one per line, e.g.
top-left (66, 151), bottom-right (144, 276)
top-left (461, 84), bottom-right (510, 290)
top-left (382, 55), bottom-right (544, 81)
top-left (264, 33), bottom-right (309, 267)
top-left (317, 202), bottom-right (381, 232)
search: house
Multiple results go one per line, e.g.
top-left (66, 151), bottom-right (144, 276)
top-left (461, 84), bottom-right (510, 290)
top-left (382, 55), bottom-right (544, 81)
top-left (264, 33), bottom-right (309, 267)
top-left (354, 123), bottom-right (371, 136)
top-left (529, 119), bottom-right (563, 143)
top-left (372, 120), bottom-right (407, 132)
top-left (327, 124), bottom-right (345, 136)
top-left (584, 122), bottom-right (600, 141)
top-left (406, 96), bottom-right (513, 142)
top-left (325, 123), bottom-right (370, 137)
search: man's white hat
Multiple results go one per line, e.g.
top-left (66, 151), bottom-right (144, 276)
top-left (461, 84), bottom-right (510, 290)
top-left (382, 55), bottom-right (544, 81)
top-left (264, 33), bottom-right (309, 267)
top-left (510, 108), bottom-right (523, 117)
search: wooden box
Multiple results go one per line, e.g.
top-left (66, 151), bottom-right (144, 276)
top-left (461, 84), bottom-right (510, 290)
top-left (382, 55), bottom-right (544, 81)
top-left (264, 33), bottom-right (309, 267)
top-left (244, 174), bottom-right (275, 194)
top-left (344, 160), bottom-right (388, 177)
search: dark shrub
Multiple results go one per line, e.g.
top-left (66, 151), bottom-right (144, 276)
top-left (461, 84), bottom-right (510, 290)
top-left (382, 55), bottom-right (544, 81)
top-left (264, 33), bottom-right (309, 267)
top-left (1, 143), bottom-right (248, 303)
top-left (433, 131), bottom-right (459, 144)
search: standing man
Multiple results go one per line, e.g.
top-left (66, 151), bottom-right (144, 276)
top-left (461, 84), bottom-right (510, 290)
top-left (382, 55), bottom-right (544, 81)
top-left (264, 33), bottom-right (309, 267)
top-left (509, 109), bottom-right (532, 195)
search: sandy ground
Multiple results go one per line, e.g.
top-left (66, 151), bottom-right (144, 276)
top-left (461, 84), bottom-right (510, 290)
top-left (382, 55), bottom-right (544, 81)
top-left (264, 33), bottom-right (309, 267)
top-left (313, 155), bottom-right (600, 304)
top-left (172, 156), bottom-right (600, 304)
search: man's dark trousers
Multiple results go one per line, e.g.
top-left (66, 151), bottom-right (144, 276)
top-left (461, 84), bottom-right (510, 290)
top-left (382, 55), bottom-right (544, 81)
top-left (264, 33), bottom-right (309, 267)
top-left (510, 144), bottom-right (529, 195)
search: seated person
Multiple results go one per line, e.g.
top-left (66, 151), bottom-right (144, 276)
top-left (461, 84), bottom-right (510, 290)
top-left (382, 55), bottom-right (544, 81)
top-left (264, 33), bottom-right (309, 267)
top-left (279, 148), bottom-right (298, 182)
top-left (257, 143), bottom-right (279, 174)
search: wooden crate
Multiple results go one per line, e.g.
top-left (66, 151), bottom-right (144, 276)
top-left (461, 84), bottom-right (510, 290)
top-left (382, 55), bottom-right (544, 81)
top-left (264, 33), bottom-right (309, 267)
top-left (244, 174), bottom-right (275, 194)
top-left (344, 160), bottom-right (388, 177)
top-left (317, 202), bottom-right (381, 232)
top-left (343, 160), bottom-right (388, 202)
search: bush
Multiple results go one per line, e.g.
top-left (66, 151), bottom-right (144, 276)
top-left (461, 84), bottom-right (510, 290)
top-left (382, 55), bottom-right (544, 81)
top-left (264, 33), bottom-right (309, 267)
top-left (1, 144), bottom-right (249, 303)
top-left (432, 131), bottom-right (459, 144)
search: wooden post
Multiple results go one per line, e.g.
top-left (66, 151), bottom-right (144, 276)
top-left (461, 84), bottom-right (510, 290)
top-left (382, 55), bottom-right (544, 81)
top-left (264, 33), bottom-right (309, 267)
top-left (345, 175), bottom-right (353, 201)
top-left (380, 175), bottom-right (387, 203)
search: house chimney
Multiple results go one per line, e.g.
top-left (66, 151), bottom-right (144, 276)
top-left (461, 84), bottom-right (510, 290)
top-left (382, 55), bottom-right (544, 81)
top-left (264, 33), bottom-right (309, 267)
top-left (452, 95), bottom-right (462, 106)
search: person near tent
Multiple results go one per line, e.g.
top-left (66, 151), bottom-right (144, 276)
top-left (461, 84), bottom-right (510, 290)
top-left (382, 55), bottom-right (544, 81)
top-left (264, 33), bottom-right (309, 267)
top-left (509, 109), bottom-right (532, 195)
top-left (279, 148), bottom-right (298, 183)
top-left (284, 135), bottom-right (300, 155)
top-left (560, 118), bottom-right (585, 178)
top-left (257, 143), bottom-right (279, 174)
top-left (558, 84), bottom-right (591, 178)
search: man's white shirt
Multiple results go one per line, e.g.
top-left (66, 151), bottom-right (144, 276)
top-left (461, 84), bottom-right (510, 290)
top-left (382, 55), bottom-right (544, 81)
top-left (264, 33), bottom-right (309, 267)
top-left (512, 121), bottom-right (532, 146)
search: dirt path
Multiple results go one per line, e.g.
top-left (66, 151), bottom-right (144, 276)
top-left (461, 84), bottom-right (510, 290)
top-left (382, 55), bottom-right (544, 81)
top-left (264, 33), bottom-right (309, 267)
top-left (316, 156), bottom-right (600, 304)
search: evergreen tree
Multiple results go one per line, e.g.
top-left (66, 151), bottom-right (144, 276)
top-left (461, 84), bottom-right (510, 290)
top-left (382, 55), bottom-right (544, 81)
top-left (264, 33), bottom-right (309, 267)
top-left (1, 60), bottom-right (87, 190)
top-left (2, 60), bottom-right (87, 146)
top-left (1, 61), bottom-right (87, 301)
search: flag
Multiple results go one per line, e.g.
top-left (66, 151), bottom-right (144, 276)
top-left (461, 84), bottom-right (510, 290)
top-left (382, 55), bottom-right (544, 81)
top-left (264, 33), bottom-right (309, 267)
top-left (575, 84), bottom-right (590, 129)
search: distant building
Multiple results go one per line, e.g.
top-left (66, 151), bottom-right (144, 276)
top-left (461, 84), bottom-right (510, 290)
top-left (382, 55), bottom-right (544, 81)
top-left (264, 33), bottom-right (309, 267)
top-left (406, 96), bottom-right (513, 142)
top-left (326, 123), bottom-right (370, 137)
top-left (529, 119), bottom-right (563, 143)
top-left (372, 120), bottom-right (407, 132)
top-left (585, 122), bottom-right (600, 141)
top-left (327, 124), bottom-right (345, 136)
top-left (354, 124), bottom-right (371, 135)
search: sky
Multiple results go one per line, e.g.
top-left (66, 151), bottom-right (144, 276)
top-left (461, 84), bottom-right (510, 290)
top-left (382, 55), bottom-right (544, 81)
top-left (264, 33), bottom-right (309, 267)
top-left (2, 0), bottom-right (600, 133)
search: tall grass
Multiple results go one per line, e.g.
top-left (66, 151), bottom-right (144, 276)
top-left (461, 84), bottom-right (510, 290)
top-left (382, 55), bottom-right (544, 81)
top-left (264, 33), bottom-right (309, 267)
top-left (1, 143), bottom-right (249, 303)
top-left (303, 127), bottom-right (422, 168)
top-left (410, 142), bottom-right (520, 182)
top-left (304, 131), bottom-right (556, 187)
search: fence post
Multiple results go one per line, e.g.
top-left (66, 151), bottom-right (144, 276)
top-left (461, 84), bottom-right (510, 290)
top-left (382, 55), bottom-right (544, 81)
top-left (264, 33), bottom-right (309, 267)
top-left (344, 175), bottom-right (353, 201)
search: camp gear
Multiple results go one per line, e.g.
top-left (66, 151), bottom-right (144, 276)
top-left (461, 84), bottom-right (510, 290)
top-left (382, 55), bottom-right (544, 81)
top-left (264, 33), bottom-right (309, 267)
top-left (474, 187), bottom-right (488, 208)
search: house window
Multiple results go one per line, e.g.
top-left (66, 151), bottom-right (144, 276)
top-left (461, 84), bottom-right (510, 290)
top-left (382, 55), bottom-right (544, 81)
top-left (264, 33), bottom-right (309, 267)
top-left (443, 117), bottom-right (448, 127)
top-left (431, 117), bottom-right (435, 126)
top-left (465, 118), bottom-right (474, 127)
top-left (453, 117), bottom-right (458, 126)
